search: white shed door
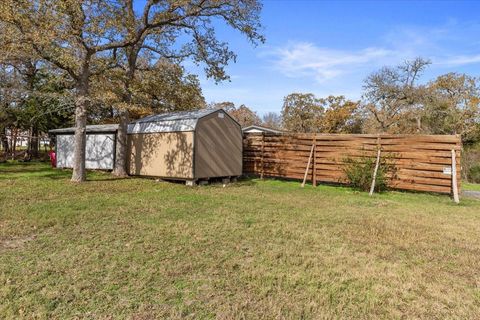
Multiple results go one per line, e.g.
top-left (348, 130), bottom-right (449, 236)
top-left (56, 133), bottom-right (115, 170)
top-left (56, 134), bottom-right (75, 168)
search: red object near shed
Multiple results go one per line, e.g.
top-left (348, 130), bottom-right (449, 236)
top-left (48, 150), bottom-right (56, 168)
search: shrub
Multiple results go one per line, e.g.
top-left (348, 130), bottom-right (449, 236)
top-left (462, 144), bottom-right (480, 182)
top-left (343, 154), bottom-right (393, 192)
top-left (468, 165), bottom-right (480, 183)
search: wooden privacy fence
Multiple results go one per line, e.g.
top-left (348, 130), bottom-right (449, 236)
top-left (243, 133), bottom-right (462, 194)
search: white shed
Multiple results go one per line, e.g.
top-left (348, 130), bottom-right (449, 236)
top-left (49, 124), bottom-right (118, 170)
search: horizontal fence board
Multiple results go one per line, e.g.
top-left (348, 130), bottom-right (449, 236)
top-left (243, 133), bottom-right (461, 194)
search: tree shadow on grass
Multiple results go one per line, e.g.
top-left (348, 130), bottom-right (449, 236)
top-left (228, 176), bottom-right (258, 187)
top-left (0, 170), bottom-right (71, 181)
top-left (0, 161), bottom-right (48, 171)
top-left (0, 162), bottom-right (75, 181)
top-left (87, 176), bottom-right (130, 182)
top-left (1, 161), bottom-right (258, 188)
top-left (1, 162), bottom-right (55, 172)
top-left (242, 174), bottom-right (356, 192)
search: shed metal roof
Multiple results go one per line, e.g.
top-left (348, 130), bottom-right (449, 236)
top-left (242, 125), bottom-right (283, 134)
top-left (49, 124), bottom-right (119, 134)
top-left (128, 109), bottom-right (222, 134)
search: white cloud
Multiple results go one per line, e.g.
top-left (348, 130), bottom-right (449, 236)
top-left (267, 42), bottom-right (395, 83)
top-left (267, 21), bottom-right (480, 85)
top-left (439, 54), bottom-right (480, 66)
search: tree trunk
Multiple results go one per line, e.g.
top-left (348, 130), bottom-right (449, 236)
top-left (26, 126), bottom-right (38, 159)
top-left (112, 44), bottom-right (140, 177)
top-left (416, 117), bottom-right (422, 133)
top-left (11, 128), bottom-right (17, 160)
top-left (113, 110), bottom-right (129, 177)
top-left (71, 80), bottom-right (89, 182)
top-left (30, 126), bottom-right (39, 158)
top-left (1, 126), bottom-right (9, 160)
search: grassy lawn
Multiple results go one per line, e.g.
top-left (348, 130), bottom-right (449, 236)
top-left (1, 162), bottom-right (480, 319)
top-left (463, 182), bottom-right (480, 191)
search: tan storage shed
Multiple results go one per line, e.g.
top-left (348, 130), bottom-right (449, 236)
top-left (127, 109), bottom-right (242, 182)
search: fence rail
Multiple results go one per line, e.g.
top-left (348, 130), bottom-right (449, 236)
top-left (243, 133), bottom-right (462, 194)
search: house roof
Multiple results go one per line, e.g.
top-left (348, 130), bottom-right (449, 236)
top-left (128, 108), bottom-right (226, 134)
top-left (49, 124), bottom-right (119, 134)
top-left (242, 125), bottom-right (282, 134)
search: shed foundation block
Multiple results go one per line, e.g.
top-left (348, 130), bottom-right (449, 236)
top-left (185, 180), bottom-right (196, 187)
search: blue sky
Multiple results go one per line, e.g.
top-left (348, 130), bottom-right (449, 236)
top-left (187, 0), bottom-right (480, 116)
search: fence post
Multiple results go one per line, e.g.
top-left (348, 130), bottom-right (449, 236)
top-left (301, 143), bottom-right (315, 188)
top-left (451, 149), bottom-right (459, 203)
top-left (312, 135), bottom-right (317, 187)
top-left (260, 132), bottom-right (265, 179)
top-left (369, 136), bottom-right (382, 196)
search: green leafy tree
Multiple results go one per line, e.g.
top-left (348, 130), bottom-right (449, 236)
top-left (281, 93), bottom-right (324, 133)
top-left (321, 96), bottom-right (361, 133)
top-left (1, 0), bottom-right (264, 181)
top-left (92, 58), bottom-right (205, 122)
top-left (282, 93), bottom-right (361, 133)
top-left (424, 73), bottom-right (480, 142)
top-left (0, 53), bottom-right (73, 160)
top-left (1, 1), bottom-right (133, 181)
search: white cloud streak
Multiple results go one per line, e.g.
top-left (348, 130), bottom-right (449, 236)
top-left (268, 42), bottom-right (397, 83)
top-left (440, 54), bottom-right (480, 66)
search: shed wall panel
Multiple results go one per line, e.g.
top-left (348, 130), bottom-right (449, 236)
top-left (56, 133), bottom-right (115, 170)
top-left (195, 112), bottom-right (242, 178)
top-left (127, 132), bottom-right (194, 179)
top-left (56, 134), bottom-right (74, 168)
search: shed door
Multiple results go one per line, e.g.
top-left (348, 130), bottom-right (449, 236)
top-left (86, 134), bottom-right (115, 170)
top-left (56, 134), bottom-right (75, 168)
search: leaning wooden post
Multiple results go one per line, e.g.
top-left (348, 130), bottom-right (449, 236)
top-left (312, 135), bottom-right (317, 187)
top-left (260, 132), bottom-right (265, 179)
top-left (451, 149), bottom-right (459, 204)
top-left (369, 136), bottom-right (382, 196)
top-left (301, 143), bottom-right (315, 188)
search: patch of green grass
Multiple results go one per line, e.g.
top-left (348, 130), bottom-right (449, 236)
top-left (463, 182), bottom-right (480, 191)
top-left (1, 161), bottom-right (480, 319)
